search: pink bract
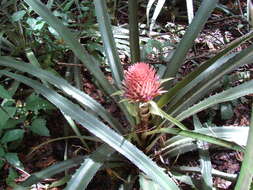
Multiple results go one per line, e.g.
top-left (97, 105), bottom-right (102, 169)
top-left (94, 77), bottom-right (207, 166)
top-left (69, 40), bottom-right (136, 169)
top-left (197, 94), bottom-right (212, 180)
top-left (122, 62), bottom-right (164, 102)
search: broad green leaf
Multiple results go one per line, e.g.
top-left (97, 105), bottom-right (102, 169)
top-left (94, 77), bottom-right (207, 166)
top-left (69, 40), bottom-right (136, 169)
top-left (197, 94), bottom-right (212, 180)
top-left (3, 106), bottom-right (16, 117)
top-left (94, 0), bottom-right (123, 89)
top-left (11, 10), bottom-right (26, 22)
top-left (24, 0), bottom-right (115, 95)
top-left (63, 0), bottom-right (74, 11)
top-left (0, 107), bottom-right (10, 128)
top-left (6, 167), bottom-right (19, 187)
top-left (3, 118), bottom-right (25, 130)
top-left (30, 118), bottom-right (50, 136)
top-left (0, 84), bottom-right (12, 99)
top-left (163, 0), bottom-right (218, 86)
top-left (4, 153), bottom-right (23, 169)
top-left (1, 99), bottom-right (15, 107)
top-left (0, 147), bottom-right (5, 156)
top-left (2, 71), bottom-right (179, 190)
top-left (0, 129), bottom-right (24, 143)
top-left (26, 93), bottom-right (55, 112)
top-left (235, 104), bottom-right (253, 190)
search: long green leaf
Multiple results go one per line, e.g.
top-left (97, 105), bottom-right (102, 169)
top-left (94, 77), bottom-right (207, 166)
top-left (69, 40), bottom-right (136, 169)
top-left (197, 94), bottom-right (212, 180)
top-left (23, 0), bottom-right (115, 95)
top-left (0, 56), bottom-right (125, 133)
top-left (26, 49), bottom-right (90, 147)
top-left (193, 116), bottom-right (213, 190)
top-left (235, 103), bottom-right (253, 190)
top-left (162, 126), bottom-right (248, 158)
top-left (172, 166), bottom-right (237, 182)
top-left (168, 44), bottom-right (253, 116)
top-left (146, 127), bottom-right (244, 152)
top-left (176, 79), bottom-right (253, 123)
top-left (170, 171), bottom-right (200, 188)
top-left (1, 71), bottom-right (179, 190)
top-left (158, 30), bottom-right (253, 108)
top-left (163, 0), bottom-right (218, 87)
top-left (149, 0), bottom-right (166, 32)
top-left (186, 0), bottom-right (194, 24)
top-left (18, 156), bottom-right (84, 187)
top-left (64, 145), bottom-right (114, 190)
top-left (128, 0), bottom-right (140, 62)
top-left (146, 0), bottom-right (156, 27)
top-left (17, 145), bottom-right (113, 189)
top-left (94, 0), bottom-right (123, 89)
top-left (149, 101), bottom-right (187, 130)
